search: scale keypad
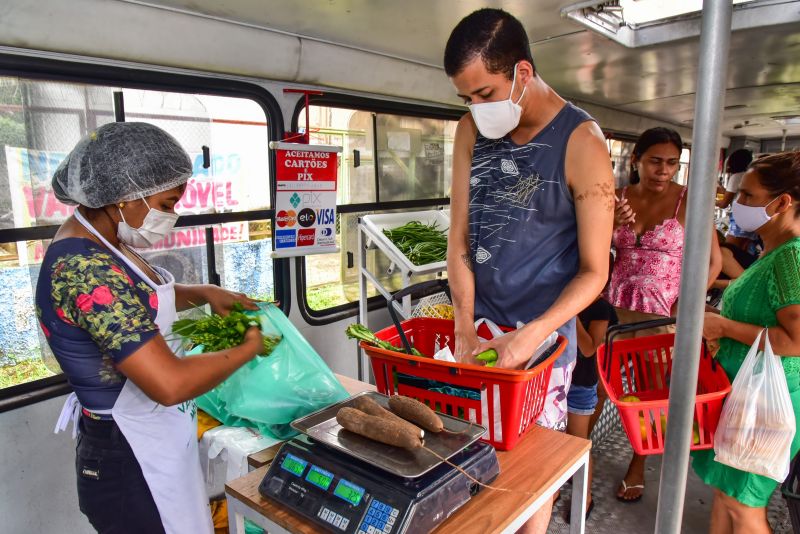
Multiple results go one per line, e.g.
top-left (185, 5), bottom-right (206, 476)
top-left (357, 499), bottom-right (399, 534)
top-left (318, 506), bottom-right (350, 531)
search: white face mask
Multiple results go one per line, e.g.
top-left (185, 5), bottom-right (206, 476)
top-left (117, 198), bottom-right (179, 248)
top-left (469, 63), bottom-right (526, 139)
top-left (731, 196), bottom-right (780, 232)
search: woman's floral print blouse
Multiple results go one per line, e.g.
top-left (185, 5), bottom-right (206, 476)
top-left (35, 238), bottom-right (160, 412)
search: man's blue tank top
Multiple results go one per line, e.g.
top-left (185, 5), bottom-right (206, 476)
top-left (469, 102), bottom-right (594, 367)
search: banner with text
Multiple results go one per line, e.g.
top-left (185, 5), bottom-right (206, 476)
top-left (271, 142), bottom-right (341, 258)
top-left (5, 147), bottom-right (251, 264)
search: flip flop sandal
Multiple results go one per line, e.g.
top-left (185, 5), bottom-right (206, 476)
top-left (563, 499), bottom-right (595, 523)
top-left (615, 480), bottom-right (644, 503)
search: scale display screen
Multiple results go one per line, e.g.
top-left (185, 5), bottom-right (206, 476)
top-left (333, 479), bottom-right (365, 506)
top-left (280, 453), bottom-right (308, 477)
top-left (305, 465), bottom-right (334, 490)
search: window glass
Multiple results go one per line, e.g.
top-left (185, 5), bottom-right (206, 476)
top-left (0, 77), bottom-right (273, 391)
top-left (301, 106), bottom-right (376, 204)
top-left (1, 79), bottom-right (115, 230)
top-left (676, 147), bottom-right (691, 185)
top-left (608, 138), bottom-right (636, 188)
top-left (0, 239), bottom-right (59, 388)
top-left (299, 104), bottom-right (456, 315)
top-left (376, 114), bottom-right (456, 201)
top-left (124, 91), bottom-right (271, 213)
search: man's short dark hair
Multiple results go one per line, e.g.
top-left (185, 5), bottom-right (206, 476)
top-left (727, 148), bottom-right (753, 174)
top-left (444, 8), bottom-right (536, 79)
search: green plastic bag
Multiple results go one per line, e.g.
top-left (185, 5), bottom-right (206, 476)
top-left (195, 303), bottom-right (348, 439)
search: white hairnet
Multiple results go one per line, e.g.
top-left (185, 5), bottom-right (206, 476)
top-left (52, 122), bottom-right (193, 208)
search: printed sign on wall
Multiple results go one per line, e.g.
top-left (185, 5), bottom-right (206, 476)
top-left (270, 142), bottom-right (341, 258)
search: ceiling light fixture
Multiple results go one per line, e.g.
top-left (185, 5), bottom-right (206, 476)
top-left (561, 0), bottom-right (798, 47)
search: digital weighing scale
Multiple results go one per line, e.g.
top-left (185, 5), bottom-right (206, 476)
top-left (259, 392), bottom-right (500, 534)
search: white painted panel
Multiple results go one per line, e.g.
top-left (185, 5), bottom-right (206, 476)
top-left (0, 395), bottom-right (93, 533)
top-left (0, 0), bottom-right (300, 80)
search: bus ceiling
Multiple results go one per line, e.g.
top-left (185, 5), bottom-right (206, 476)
top-left (0, 0), bottom-right (799, 140)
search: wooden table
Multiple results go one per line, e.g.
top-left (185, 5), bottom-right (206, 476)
top-left (228, 377), bottom-right (590, 534)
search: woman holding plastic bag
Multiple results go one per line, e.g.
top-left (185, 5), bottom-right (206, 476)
top-left (36, 122), bottom-right (264, 534)
top-left (694, 151), bottom-right (800, 534)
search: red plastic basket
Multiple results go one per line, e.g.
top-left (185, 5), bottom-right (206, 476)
top-left (362, 317), bottom-right (566, 451)
top-left (597, 324), bottom-right (731, 456)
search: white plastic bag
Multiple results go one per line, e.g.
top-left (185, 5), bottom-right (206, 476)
top-left (713, 329), bottom-right (796, 482)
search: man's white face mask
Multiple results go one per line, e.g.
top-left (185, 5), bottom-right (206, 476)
top-left (469, 63), bottom-right (526, 139)
top-left (117, 197), bottom-right (178, 248)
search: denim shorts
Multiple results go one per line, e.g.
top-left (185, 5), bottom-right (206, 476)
top-left (567, 383), bottom-right (598, 416)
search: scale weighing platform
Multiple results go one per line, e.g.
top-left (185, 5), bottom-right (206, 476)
top-left (258, 392), bottom-right (500, 534)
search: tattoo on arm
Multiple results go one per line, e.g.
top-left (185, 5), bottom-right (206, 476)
top-left (574, 182), bottom-right (615, 211)
top-left (461, 253), bottom-right (473, 272)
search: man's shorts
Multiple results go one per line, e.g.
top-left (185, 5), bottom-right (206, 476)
top-left (567, 383), bottom-right (598, 416)
top-left (536, 360), bottom-right (576, 432)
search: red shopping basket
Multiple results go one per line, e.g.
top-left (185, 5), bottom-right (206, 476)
top-left (360, 281), bottom-right (566, 451)
top-left (597, 319), bottom-right (732, 455)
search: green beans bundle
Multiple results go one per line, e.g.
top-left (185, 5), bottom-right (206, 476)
top-left (172, 304), bottom-right (282, 355)
top-left (383, 221), bottom-right (448, 266)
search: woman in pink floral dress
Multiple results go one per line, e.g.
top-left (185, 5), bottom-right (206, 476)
top-left (604, 127), bottom-right (721, 502)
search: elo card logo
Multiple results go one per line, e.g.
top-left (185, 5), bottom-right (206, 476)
top-left (276, 210), bottom-right (297, 228)
top-left (275, 229), bottom-right (297, 249)
top-left (297, 228), bottom-right (316, 247)
top-left (297, 208), bottom-right (316, 228)
top-left (315, 208), bottom-right (335, 226)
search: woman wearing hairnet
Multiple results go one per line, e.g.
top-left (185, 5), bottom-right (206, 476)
top-left (34, 122), bottom-right (262, 534)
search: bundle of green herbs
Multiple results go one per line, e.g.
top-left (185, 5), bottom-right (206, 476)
top-left (171, 303), bottom-right (282, 355)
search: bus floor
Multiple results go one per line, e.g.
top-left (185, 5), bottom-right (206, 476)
top-left (547, 427), bottom-right (793, 533)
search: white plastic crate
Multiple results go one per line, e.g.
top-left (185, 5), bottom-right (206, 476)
top-left (360, 210), bottom-right (450, 276)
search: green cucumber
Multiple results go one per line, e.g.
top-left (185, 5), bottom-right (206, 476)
top-left (475, 349), bottom-right (498, 362)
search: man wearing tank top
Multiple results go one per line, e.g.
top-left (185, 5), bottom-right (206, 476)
top-left (444, 9), bottom-right (614, 533)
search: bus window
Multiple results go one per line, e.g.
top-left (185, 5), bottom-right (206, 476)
top-left (0, 78), bottom-right (275, 392)
top-left (376, 114), bottom-right (456, 201)
top-left (608, 137), bottom-right (636, 188)
top-left (298, 104), bottom-right (455, 317)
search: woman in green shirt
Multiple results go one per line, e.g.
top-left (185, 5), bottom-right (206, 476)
top-left (695, 151), bottom-right (800, 534)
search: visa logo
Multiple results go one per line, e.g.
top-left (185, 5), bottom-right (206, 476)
top-left (315, 208), bottom-right (336, 226)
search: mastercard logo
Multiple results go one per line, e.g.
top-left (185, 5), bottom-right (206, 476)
top-left (276, 210), bottom-right (297, 228)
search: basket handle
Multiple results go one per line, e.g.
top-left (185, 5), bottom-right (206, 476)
top-left (602, 318), bottom-right (677, 381)
top-left (701, 339), bottom-right (718, 373)
top-left (387, 280), bottom-right (452, 355)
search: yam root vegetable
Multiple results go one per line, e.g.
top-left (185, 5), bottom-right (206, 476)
top-left (336, 407), bottom-right (423, 450)
top-left (352, 396), bottom-right (425, 439)
top-left (388, 396), bottom-right (444, 433)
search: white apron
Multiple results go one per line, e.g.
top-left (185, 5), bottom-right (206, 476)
top-left (55, 210), bottom-right (214, 534)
